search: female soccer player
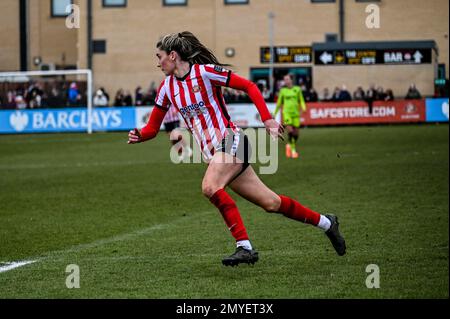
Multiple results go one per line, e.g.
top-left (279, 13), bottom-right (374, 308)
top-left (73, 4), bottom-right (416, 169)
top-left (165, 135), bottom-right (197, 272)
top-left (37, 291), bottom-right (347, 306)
top-left (128, 31), bottom-right (346, 266)
top-left (274, 74), bottom-right (306, 159)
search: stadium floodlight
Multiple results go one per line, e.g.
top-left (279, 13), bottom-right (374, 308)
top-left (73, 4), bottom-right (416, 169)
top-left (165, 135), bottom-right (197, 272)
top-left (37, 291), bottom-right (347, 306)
top-left (0, 69), bottom-right (93, 134)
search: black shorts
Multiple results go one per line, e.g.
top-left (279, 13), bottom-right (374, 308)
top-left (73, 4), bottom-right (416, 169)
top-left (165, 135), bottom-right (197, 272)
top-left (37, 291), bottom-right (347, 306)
top-left (214, 130), bottom-right (252, 179)
top-left (164, 121), bottom-right (180, 133)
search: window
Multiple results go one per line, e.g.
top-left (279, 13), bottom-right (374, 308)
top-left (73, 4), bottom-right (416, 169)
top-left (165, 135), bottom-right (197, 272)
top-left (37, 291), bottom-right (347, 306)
top-left (51, 0), bottom-right (72, 17)
top-left (437, 64), bottom-right (446, 79)
top-left (93, 40), bottom-right (107, 54)
top-left (163, 0), bottom-right (187, 6)
top-left (310, 0), bottom-right (336, 3)
top-left (325, 33), bottom-right (338, 42)
top-left (103, 0), bottom-right (127, 7)
top-left (224, 0), bottom-right (249, 4)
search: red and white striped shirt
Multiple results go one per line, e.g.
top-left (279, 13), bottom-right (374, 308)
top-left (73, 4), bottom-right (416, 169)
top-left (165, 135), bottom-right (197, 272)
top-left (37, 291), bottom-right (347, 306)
top-left (155, 64), bottom-right (238, 159)
top-left (142, 64), bottom-right (272, 160)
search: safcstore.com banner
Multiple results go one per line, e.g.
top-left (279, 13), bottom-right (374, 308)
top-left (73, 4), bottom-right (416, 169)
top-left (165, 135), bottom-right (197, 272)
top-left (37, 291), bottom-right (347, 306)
top-left (301, 99), bottom-right (426, 126)
top-left (0, 99), bottom-right (447, 134)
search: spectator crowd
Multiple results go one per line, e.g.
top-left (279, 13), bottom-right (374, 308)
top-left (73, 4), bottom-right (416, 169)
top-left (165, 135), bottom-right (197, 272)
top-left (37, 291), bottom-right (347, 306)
top-left (0, 78), bottom-right (430, 110)
top-left (0, 80), bottom-right (159, 110)
top-left (0, 81), bottom-right (87, 110)
top-left (222, 81), bottom-right (424, 105)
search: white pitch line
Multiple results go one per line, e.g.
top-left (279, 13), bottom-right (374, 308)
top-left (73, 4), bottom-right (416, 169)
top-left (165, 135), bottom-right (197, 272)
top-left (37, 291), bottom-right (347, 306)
top-left (0, 260), bottom-right (37, 273)
top-left (0, 211), bottom-right (211, 274)
top-left (45, 211), bottom-right (212, 257)
top-left (0, 160), bottom-right (153, 170)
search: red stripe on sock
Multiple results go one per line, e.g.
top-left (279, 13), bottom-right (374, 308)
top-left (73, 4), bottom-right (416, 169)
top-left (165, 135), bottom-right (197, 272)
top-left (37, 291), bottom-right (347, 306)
top-left (278, 195), bottom-right (320, 226)
top-left (210, 189), bottom-right (249, 242)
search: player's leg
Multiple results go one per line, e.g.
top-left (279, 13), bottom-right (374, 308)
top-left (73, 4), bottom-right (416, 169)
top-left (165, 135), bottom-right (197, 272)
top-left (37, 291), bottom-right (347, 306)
top-left (202, 151), bottom-right (258, 265)
top-left (202, 152), bottom-right (246, 241)
top-left (204, 130), bottom-right (260, 265)
top-left (168, 122), bottom-right (192, 159)
top-left (168, 129), bottom-right (182, 156)
top-left (165, 122), bottom-right (180, 153)
top-left (284, 121), bottom-right (294, 158)
top-left (290, 119), bottom-right (300, 158)
top-left (228, 166), bottom-right (346, 256)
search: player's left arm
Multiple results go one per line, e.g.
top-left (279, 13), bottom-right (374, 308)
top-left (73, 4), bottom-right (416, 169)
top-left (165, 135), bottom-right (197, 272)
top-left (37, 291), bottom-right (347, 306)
top-left (227, 73), bottom-right (273, 122)
top-left (203, 64), bottom-right (272, 122)
top-left (204, 65), bottom-right (283, 140)
top-left (228, 73), bottom-right (285, 139)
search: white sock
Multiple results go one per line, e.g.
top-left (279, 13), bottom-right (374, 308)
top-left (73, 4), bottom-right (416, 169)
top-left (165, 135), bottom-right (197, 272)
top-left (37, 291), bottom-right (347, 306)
top-left (236, 240), bottom-right (252, 250)
top-left (317, 215), bottom-right (331, 231)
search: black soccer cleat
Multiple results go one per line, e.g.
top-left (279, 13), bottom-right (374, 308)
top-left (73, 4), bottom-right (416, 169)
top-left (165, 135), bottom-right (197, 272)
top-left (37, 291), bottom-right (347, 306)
top-left (325, 214), bottom-right (346, 256)
top-left (222, 246), bottom-right (259, 267)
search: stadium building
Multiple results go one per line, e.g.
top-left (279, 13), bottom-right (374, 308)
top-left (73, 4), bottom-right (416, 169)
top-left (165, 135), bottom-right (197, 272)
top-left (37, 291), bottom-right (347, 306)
top-left (0, 0), bottom-right (448, 99)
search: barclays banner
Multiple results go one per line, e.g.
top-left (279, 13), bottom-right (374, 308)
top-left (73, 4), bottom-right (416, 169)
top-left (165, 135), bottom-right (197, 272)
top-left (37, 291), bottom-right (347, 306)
top-left (1, 100), bottom-right (448, 134)
top-left (0, 107), bottom-right (136, 134)
top-left (426, 98), bottom-right (449, 122)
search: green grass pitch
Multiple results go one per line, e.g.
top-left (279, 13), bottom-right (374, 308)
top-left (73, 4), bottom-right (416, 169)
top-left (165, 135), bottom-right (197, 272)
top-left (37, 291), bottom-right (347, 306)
top-left (0, 124), bottom-right (448, 298)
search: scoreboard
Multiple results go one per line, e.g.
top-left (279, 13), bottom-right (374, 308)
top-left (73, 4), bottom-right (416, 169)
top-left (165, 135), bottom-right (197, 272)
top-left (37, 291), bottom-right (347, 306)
top-left (260, 46), bottom-right (312, 64)
top-left (260, 44), bottom-right (433, 66)
top-left (315, 48), bottom-right (432, 65)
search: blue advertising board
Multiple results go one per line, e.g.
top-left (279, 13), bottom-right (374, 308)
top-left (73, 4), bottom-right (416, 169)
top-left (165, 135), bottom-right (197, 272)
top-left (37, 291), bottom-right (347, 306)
top-left (0, 107), bottom-right (136, 134)
top-left (426, 98), bottom-right (449, 122)
top-left (1, 100), bottom-right (448, 134)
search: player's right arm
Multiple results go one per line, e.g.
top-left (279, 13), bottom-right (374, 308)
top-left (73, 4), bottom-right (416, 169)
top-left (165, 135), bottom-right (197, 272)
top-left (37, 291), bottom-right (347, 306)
top-left (128, 80), bottom-right (169, 144)
top-left (127, 106), bottom-right (166, 144)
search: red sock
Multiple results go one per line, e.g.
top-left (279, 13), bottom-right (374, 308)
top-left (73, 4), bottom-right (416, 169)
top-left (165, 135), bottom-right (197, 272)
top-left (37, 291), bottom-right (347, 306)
top-left (278, 195), bottom-right (320, 226)
top-left (210, 189), bottom-right (249, 242)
